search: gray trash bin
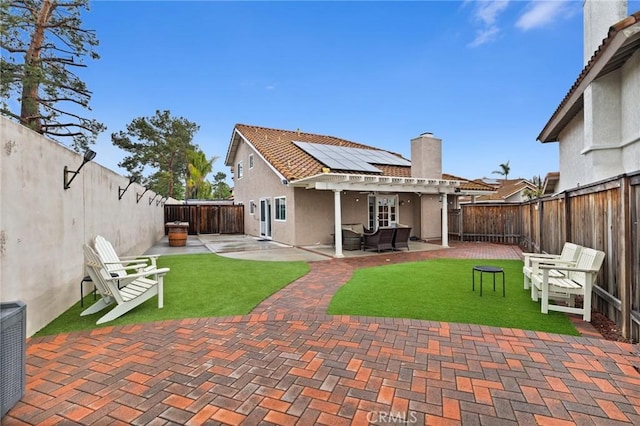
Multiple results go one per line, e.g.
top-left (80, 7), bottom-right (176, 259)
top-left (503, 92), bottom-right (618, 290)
top-left (1, 301), bottom-right (26, 418)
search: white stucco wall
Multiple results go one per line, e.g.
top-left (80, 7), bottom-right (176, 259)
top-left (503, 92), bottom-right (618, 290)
top-left (583, 0), bottom-right (628, 64)
top-left (292, 190), bottom-right (422, 247)
top-left (411, 134), bottom-right (442, 179)
top-left (621, 49), bottom-right (640, 173)
top-left (419, 195), bottom-right (442, 240)
top-left (557, 48), bottom-right (640, 191)
top-left (293, 188), bottom-right (336, 246)
top-left (230, 139), bottom-right (295, 245)
top-left (1, 118), bottom-right (166, 336)
top-left (553, 1), bottom-right (638, 192)
top-left (558, 115), bottom-right (585, 190)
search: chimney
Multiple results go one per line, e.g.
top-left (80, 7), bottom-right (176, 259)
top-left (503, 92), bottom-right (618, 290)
top-left (411, 132), bottom-right (442, 179)
top-left (583, 0), bottom-right (627, 65)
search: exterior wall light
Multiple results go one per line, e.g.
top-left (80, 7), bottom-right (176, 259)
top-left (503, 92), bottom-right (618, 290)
top-left (63, 149), bottom-right (96, 190)
top-left (136, 188), bottom-right (149, 203)
top-left (118, 176), bottom-right (137, 200)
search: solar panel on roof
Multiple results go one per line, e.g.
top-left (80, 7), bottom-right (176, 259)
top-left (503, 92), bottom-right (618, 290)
top-left (294, 141), bottom-right (410, 173)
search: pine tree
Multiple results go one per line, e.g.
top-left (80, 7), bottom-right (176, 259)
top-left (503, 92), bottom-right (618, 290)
top-left (111, 110), bottom-right (200, 199)
top-left (1, 0), bottom-right (104, 151)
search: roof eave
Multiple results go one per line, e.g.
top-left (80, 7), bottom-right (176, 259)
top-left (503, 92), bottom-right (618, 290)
top-left (462, 190), bottom-right (498, 196)
top-left (288, 173), bottom-right (462, 193)
top-left (538, 20), bottom-right (640, 143)
top-left (224, 127), bottom-right (241, 167)
top-left (225, 127), bottom-right (288, 182)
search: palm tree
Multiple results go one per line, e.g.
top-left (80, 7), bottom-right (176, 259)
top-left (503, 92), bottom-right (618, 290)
top-left (186, 149), bottom-right (216, 200)
top-left (523, 175), bottom-right (545, 200)
top-left (492, 161), bottom-right (511, 181)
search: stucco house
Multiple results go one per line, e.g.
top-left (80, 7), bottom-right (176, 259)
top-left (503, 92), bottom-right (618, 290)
top-left (461, 178), bottom-right (538, 203)
top-left (224, 124), bottom-right (493, 257)
top-left (538, 1), bottom-right (640, 192)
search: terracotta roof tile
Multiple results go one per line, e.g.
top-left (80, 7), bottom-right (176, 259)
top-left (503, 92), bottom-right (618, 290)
top-left (442, 173), bottom-right (495, 192)
top-left (538, 11), bottom-right (640, 142)
top-left (232, 124), bottom-right (407, 181)
top-left (473, 179), bottom-right (536, 201)
top-left (229, 124), bottom-right (494, 193)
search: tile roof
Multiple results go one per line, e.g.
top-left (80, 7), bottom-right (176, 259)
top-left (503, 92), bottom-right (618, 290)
top-left (538, 11), bottom-right (640, 142)
top-left (226, 124), bottom-right (494, 193)
top-left (443, 173), bottom-right (496, 192)
top-left (473, 179), bottom-right (537, 201)
top-left (228, 124), bottom-right (406, 180)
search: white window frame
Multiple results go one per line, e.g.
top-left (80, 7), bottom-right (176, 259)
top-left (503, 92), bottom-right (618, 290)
top-left (249, 154), bottom-right (254, 169)
top-left (237, 161), bottom-right (244, 179)
top-left (274, 196), bottom-right (286, 222)
top-left (368, 194), bottom-right (398, 230)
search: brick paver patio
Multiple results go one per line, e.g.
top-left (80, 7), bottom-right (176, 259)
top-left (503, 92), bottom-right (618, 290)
top-left (4, 243), bottom-right (640, 425)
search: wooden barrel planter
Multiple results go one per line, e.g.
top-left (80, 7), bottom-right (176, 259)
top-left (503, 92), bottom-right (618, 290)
top-left (166, 222), bottom-right (188, 247)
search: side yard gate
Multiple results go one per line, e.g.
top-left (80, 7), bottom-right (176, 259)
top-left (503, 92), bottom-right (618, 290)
top-left (449, 172), bottom-right (639, 342)
top-left (164, 204), bottom-right (244, 235)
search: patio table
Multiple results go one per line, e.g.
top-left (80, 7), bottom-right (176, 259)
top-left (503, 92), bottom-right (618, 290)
top-left (472, 265), bottom-right (505, 297)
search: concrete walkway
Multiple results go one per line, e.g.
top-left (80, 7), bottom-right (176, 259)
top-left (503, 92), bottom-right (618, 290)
top-left (5, 241), bottom-right (640, 425)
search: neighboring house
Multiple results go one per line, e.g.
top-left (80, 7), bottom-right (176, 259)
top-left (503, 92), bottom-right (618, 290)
top-left (461, 178), bottom-right (538, 203)
top-left (538, 1), bottom-right (640, 192)
top-left (542, 172), bottom-right (560, 196)
top-left (224, 124), bottom-right (494, 257)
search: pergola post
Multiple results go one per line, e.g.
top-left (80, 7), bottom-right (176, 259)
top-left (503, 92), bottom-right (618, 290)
top-left (333, 189), bottom-right (344, 258)
top-left (441, 193), bottom-right (449, 248)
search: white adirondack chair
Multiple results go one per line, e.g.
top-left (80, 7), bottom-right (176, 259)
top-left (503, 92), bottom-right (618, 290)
top-left (530, 247), bottom-right (605, 322)
top-left (522, 242), bottom-right (582, 289)
top-left (82, 245), bottom-right (170, 324)
top-left (94, 235), bottom-right (159, 278)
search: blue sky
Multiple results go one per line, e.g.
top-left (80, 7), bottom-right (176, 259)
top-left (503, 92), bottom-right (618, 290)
top-left (79, 0), bottom-right (640, 183)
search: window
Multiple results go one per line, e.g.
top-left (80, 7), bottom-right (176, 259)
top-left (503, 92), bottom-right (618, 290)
top-left (249, 200), bottom-right (255, 215)
top-left (237, 161), bottom-right (243, 179)
top-left (275, 196), bottom-right (286, 221)
top-left (368, 195), bottom-right (375, 230)
top-left (249, 154), bottom-right (254, 169)
top-left (368, 195), bottom-right (397, 229)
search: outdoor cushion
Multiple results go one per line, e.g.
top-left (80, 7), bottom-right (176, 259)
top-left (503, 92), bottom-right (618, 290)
top-left (342, 223), bottom-right (365, 235)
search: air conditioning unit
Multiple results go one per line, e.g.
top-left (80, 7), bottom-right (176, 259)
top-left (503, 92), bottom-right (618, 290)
top-left (1, 301), bottom-right (26, 418)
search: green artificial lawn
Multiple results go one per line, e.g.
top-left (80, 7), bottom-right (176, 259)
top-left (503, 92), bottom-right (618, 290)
top-left (36, 256), bottom-right (578, 338)
top-left (34, 253), bottom-right (309, 337)
top-left (328, 259), bottom-right (579, 336)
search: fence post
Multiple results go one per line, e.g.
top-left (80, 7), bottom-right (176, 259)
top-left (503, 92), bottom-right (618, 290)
top-left (620, 175), bottom-right (632, 339)
top-left (564, 192), bottom-right (571, 243)
top-left (537, 200), bottom-right (543, 253)
top-left (529, 202), bottom-right (535, 252)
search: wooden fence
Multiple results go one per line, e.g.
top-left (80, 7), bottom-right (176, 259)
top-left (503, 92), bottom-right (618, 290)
top-left (449, 172), bottom-right (639, 342)
top-left (164, 204), bottom-right (244, 235)
top-left (448, 204), bottom-right (523, 244)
